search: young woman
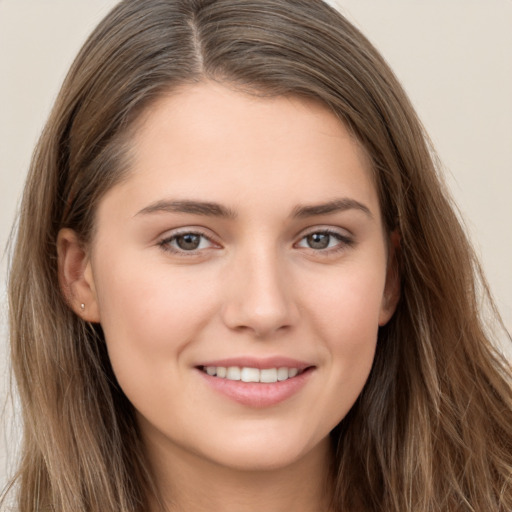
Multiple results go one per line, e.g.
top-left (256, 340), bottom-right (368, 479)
top-left (3, 0), bottom-right (511, 510)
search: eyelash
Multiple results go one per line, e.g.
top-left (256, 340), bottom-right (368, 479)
top-left (157, 228), bottom-right (354, 256)
top-left (295, 229), bottom-right (354, 255)
top-left (158, 230), bottom-right (218, 255)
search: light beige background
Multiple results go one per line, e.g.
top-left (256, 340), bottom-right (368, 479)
top-left (1, 0), bottom-right (511, 492)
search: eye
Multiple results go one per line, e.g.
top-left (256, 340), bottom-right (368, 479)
top-left (159, 231), bottom-right (217, 253)
top-left (295, 230), bottom-right (353, 251)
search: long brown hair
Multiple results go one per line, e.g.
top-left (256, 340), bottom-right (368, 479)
top-left (4, 0), bottom-right (512, 510)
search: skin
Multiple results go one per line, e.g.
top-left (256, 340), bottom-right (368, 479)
top-left (58, 82), bottom-right (399, 511)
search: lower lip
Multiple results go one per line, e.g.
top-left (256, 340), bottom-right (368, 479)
top-left (196, 368), bottom-right (314, 408)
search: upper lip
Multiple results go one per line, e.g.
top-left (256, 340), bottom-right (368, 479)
top-left (196, 356), bottom-right (314, 371)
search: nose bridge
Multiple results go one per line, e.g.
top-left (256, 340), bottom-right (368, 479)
top-left (221, 240), bottom-right (297, 336)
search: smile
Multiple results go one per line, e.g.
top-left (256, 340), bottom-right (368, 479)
top-left (201, 366), bottom-right (301, 383)
top-left (197, 364), bottom-right (314, 408)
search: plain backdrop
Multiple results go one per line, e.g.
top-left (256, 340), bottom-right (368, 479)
top-left (1, 0), bottom-right (511, 492)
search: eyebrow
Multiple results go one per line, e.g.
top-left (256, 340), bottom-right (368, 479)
top-left (135, 197), bottom-right (372, 220)
top-left (136, 199), bottom-right (237, 219)
top-left (291, 198), bottom-right (373, 219)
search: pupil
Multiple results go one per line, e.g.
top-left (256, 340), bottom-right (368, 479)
top-left (177, 234), bottom-right (201, 250)
top-left (307, 233), bottom-right (329, 249)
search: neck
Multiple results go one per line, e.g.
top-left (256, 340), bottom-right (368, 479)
top-left (143, 430), bottom-right (334, 512)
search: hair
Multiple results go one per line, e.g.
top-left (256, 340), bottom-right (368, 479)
top-left (3, 0), bottom-right (511, 510)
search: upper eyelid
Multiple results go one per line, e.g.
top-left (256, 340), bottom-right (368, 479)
top-left (156, 225), bottom-right (352, 246)
top-left (294, 227), bottom-right (354, 251)
top-left (296, 225), bottom-right (353, 239)
top-left (295, 231), bottom-right (351, 245)
top-left (159, 226), bottom-right (217, 241)
top-left (158, 228), bottom-right (220, 251)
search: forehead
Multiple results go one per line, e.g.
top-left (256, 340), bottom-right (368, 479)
top-left (99, 81), bottom-right (380, 222)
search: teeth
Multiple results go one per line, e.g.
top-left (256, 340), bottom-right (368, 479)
top-left (226, 366), bottom-right (241, 380)
top-left (260, 368), bottom-right (277, 383)
top-left (240, 367), bottom-right (260, 382)
top-left (277, 367), bottom-right (289, 381)
top-left (202, 366), bottom-right (302, 383)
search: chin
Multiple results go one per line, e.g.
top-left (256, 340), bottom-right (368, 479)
top-left (192, 429), bottom-right (331, 473)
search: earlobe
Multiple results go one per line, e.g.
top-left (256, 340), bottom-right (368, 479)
top-left (57, 228), bottom-right (101, 322)
top-left (378, 230), bottom-right (401, 326)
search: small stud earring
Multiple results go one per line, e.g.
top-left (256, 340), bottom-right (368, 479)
top-left (80, 303), bottom-right (85, 311)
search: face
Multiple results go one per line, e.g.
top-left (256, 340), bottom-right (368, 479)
top-left (62, 82), bottom-right (398, 474)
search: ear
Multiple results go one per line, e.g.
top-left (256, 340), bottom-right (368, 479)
top-left (378, 230), bottom-right (401, 326)
top-left (57, 228), bottom-right (101, 322)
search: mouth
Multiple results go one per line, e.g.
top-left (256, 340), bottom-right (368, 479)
top-left (198, 365), bottom-right (307, 383)
top-left (195, 361), bottom-right (315, 407)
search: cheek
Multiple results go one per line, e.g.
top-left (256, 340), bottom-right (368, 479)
top-left (92, 252), bottom-right (216, 386)
top-left (300, 260), bottom-right (386, 408)
top-left (305, 258), bottom-right (386, 343)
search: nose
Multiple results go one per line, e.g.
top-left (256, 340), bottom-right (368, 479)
top-left (221, 246), bottom-right (299, 338)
